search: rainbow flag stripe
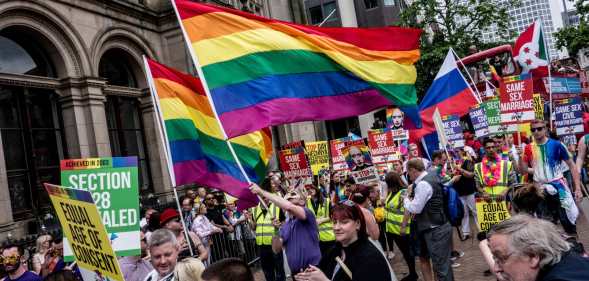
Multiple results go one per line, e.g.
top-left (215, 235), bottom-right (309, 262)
top-left (175, 0), bottom-right (421, 138)
top-left (146, 59), bottom-right (272, 209)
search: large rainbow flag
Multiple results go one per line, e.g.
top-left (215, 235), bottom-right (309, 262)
top-left (145, 58), bottom-right (272, 209)
top-left (173, 0), bottom-right (422, 138)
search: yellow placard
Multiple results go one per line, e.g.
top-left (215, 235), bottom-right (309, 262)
top-left (475, 198), bottom-right (511, 232)
top-left (533, 94), bottom-right (544, 120)
top-left (44, 183), bottom-right (124, 281)
top-left (305, 141), bottom-right (330, 175)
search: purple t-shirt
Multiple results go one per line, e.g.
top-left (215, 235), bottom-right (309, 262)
top-left (279, 207), bottom-right (321, 273)
top-left (3, 271), bottom-right (42, 281)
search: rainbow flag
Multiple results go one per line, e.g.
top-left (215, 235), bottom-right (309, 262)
top-left (145, 58), bottom-right (272, 209)
top-left (173, 0), bottom-right (422, 138)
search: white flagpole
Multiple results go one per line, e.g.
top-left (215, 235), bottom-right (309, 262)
top-left (142, 55), bottom-right (194, 257)
top-left (451, 48), bottom-right (483, 104)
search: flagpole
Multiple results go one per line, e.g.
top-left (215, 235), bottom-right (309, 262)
top-left (451, 48), bottom-right (483, 104)
top-left (536, 19), bottom-right (554, 130)
top-left (142, 55), bottom-right (194, 257)
top-left (171, 1), bottom-right (268, 209)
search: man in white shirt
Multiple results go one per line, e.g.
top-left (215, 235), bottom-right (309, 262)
top-left (404, 159), bottom-right (454, 281)
top-left (144, 229), bottom-right (179, 281)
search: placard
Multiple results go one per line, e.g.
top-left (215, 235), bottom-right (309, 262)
top-left (45, 183), bottom-right (124, 281)
top-left (533, 94), bottom-right (544, 120)
top-left (500, 76), bottom-right (535, 124)
top-left (305, 141), bottom-right (330, 175)
top-left (342, 140), bottom-right (378, 184)
top-left (554, 98), bottom-right (584, 137)
top-left (545, 77), bottom-right (582, 94)
top-left (281, 140), bottom-right (305, 150)
top-left (367, 129), bottom-right (398, 165)
top-left (279, 147), bottom-right (312, 179)
top-left (475, 197), bottom-right (511, 232)
top-left (330, 137), bottom-right (350, 172)
top-left (484, 98), bottom-right (518, 134)
top-left (61, 157), bottom-right (140, 259)
top-left (441, 115), bottom-right (464, 148)
top-left (469, 104), bottom-right (489, 138)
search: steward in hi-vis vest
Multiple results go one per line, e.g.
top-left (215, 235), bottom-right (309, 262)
top-left (474, 138), bottom-right (515, 201)
top-left (306, 184), bottom-right (336, 253)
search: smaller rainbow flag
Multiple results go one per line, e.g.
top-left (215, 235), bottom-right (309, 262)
top-left (145, 59), bottom-right (272, 209)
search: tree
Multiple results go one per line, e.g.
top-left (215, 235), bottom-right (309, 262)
top-left (555, 0), bottom-right (589, 58)
top-left (399, 0), bottom-right (516, 99)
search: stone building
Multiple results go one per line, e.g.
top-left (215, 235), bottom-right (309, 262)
top-left (0, 0), bottom-right (276, 239)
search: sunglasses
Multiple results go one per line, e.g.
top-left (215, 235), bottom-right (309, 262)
top-left (531, 127), bottom-right (544, 132)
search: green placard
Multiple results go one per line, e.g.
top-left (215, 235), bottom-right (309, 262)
top-left (60, 157), bottom-right (140, 259)
top-left (484, 98), bottom-right (501, 127)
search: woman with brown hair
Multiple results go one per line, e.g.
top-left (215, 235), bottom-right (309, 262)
top-left (294, 202), bottom-right (395, 281)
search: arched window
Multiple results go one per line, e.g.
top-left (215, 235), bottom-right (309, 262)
top-left (0, 28), bottom-right (65, 220)
top-left (99, 49), bottom-right (137, 87)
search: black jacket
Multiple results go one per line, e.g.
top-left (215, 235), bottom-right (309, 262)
top-left (537, 250), bottom-right (589, 281)
top-left (318, 237), bottom-right (392, 281)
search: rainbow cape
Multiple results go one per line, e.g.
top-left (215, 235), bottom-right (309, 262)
top-left (145, 58), bottom-right (272, 209)
top-left (174, 0), bottom-right (422, 138)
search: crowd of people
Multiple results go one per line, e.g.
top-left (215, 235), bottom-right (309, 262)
top-left (3, 118), bottom-right (589, 281)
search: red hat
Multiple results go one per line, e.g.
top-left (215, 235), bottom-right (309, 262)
top-left (159, 208), bottom-right (179, 226)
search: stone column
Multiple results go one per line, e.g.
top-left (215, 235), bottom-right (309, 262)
top-left (58, 78), bottom-right (111, 158)
top-left (0, 132), bottom-right (15, 230)
top-left (139, 92), bottom-right (172, 193)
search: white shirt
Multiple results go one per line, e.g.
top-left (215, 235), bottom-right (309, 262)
top-left (403, 172), bottom-right (433, 214)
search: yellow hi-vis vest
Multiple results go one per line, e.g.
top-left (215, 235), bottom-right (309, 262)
top-left (307, 199), bottom-right (335, 242)
top-left (474, 159), bottom-right (512, 196)
top-left (385, 190), bottom-right (410, 235)
top-left (253, 203), bottom-right (279, 246)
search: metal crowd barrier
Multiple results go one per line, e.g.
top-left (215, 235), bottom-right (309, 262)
top-left (208, 222), bottom-right (259, 265)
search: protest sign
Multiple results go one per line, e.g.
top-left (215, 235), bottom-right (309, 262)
top-left (442, 114), bottom-right (464, 148)
top-left (554, 98), bottom-right (584, 141)
top-left (279, 147), bottom-right (312, 179)
top-left (484, 98), bottom-right (518, 134)
top-left (533, 94), bottom-right (544, 120)
top-left (44, 183), bottom-right (124, 281)
top-left (367, 129), bottom-right (397, 165)
top-left (61, 157), bottom-right (139, 259)
top-left (305, 141), bottom-right (330, 175)
top-left (475, 197), bottom-right (511, 232)
top-left (342, 140), bottom-right (378, 184)
top-left (330, 137), bottom-right (351, 172)
top-left (386, 106), bottom-right (405, 130)
top-left (545, 77), bottom-right (582, 94)
top-left (391, 129), bottom-right (409, 141)
top-left (281, 140), bottom-right (305, 150)
top-left (499, 76), bottom-right (535, 124)
top-left (469, 104), bottom-right (489, 138)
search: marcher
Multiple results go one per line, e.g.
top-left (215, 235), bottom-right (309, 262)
top-left (201, 258), bottom-right (254, 281)
top-left (452, 149), bottom-right (477, 240)
top-left (120, 231), bottom-right (154, 281)
top-left (31, 234), bottom-right (51, 274)
top-left (349, 184), bottom-right (380, 241)
top-left (518, 119), bottom-right (582, 235)
top-left (1, 244), bottom-right (42, 281)
top-left (384, 172), bottom-right (418, 281)
top-left (160, 208), bottom-right (208, 261)
top-left (487, 214), bottom-right (589, 281)
top-left (144, 229), bottom-right (180, 281)
top-left (250, 183), bottom-right (321, 275)
top-left (404, 143), bottom-right (430, 172)
top-left (404, 158), bottom-right (454, 281)
top-left (475, 138), bottom-right (516, 202)
top-left (306, 184), bottom-right (336, 253)
top-left (294, 202), bottom-right (395, 281)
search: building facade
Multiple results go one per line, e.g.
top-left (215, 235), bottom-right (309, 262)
top-left (0, 0), bottom-right (276, 240)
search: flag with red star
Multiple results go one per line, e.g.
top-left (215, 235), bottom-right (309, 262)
top-left (513, 20), bottom-right (549, 76)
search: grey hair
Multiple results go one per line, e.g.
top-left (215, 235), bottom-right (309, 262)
top-left (488, 214), bottom-right (570, 268)
top-left (148, 229), bottom-right (177, 249)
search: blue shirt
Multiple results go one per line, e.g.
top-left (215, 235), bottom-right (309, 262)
top-left (3, 271), bottom-right (41, 281)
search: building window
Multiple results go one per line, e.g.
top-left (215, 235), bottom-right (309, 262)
top-left (0, 86), bottom-right (65, 220)
top-left (105, 96), bottom-right (152, 191)
top-left (384, 0), bottom-right (395, 6)
top-left (323, 2), bottom-right (338, 22)
top-left (99, 49), bottom-right (137, 87)
top-left (309, 5), bottom-right (324, 24)
top-left (364, 0), bottom-right (379, 9)
top-left (326, 117), bottom-right (361, 139)
top-left (0, 35), bottom-right (55, 77)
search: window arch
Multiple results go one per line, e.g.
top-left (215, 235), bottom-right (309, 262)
top-left (98, 48), bottom-right (138, 87)
top-left (0, 27), bottom-right (56, 77)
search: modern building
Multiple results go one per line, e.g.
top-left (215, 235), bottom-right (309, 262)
top-left (0, 0), bottom-right (277, 240)
top-left (475, 0), bottom-right (573, 59)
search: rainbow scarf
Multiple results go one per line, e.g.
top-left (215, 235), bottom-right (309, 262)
top-left (146, 59), bottom-right (272, 209)
top-left (174, 0), bottom-right (422, 138)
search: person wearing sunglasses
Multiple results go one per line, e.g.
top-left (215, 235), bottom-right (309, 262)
top-left (119, 231), bottom-right (153, 281)
top-left (2, 244), bottom-right (42, 281)
top-left (474, 137), bottom-right (516, 203)
top-left (518, 119), bottom-right (582, 236)
top-left (294, 202), bottom-right (394, 281)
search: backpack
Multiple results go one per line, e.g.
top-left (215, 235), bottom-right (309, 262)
top-left (444, 185), bottom-right (465, 227)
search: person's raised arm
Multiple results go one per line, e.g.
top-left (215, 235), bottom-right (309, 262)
top-left (576, 137), bottom-right (586, 174)
top-left (250, 183), bottom-right (306, 220)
